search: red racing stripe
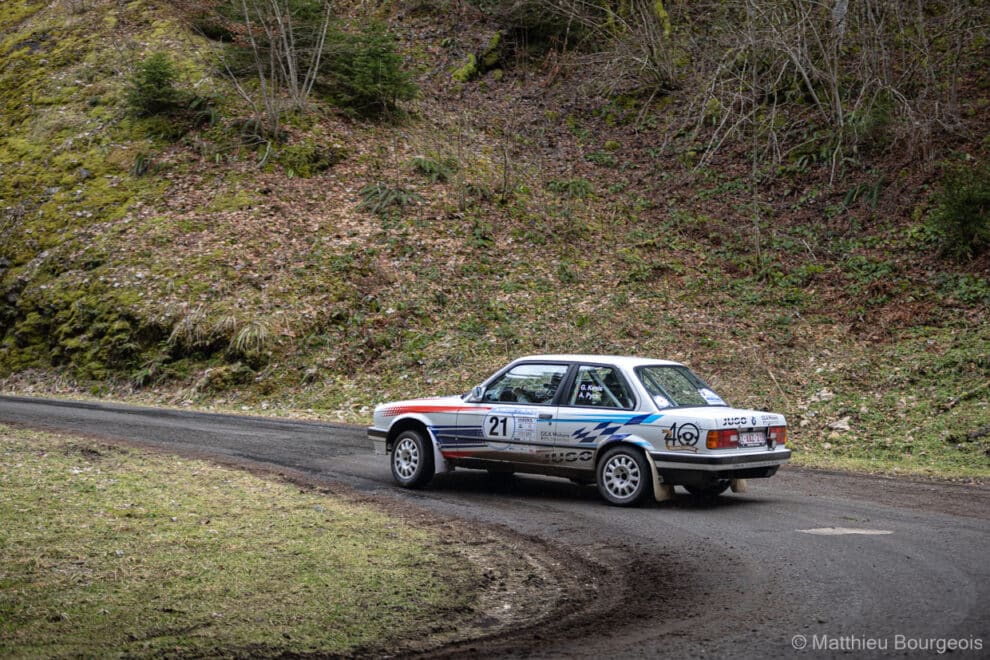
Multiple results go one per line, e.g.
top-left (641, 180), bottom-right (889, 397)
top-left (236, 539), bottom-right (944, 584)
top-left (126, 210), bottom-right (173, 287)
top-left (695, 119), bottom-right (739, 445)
top-left (381, 405), bottom-right (491, 417)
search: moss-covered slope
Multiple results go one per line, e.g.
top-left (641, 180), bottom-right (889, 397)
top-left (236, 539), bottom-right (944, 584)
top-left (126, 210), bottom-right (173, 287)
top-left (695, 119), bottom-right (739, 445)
top-left (1, 0), bottom-right (987, 478)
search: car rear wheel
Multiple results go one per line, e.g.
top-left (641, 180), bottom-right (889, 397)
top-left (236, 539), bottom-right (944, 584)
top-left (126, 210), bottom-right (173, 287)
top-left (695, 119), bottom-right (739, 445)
top-left (391, 429), bottom-right (434, 488)
top-left (597, 446), bottom-right (652, 506)
top-left (684, 480), bottom-right (730, 497)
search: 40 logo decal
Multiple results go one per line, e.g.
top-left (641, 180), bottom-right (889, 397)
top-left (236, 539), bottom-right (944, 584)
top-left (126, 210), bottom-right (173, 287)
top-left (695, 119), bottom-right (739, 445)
top-left (664, 422), bottom-right (701, 452)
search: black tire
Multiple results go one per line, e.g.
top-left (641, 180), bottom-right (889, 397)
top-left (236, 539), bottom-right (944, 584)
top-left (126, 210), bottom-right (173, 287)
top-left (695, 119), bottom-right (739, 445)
top-left (684, 480), bottom-right (731, 498)
top-left (390, 429), bottom-right (435, 488)
top-left (596, 446), bottom-right (652, 506)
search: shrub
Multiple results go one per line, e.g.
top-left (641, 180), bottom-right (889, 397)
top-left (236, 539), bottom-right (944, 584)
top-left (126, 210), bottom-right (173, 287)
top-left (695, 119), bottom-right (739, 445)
top-left (547, 178), bottom-right (594, 198)
top-left (228, 319), bottom-right (273, 362)
top-left (130, 152), bottom-right (153, 177)
top-left (358, 182), bottom-right (424, 217)
top-left (930, 163), bottom-right (990, 259)
top-left (126, 53), bottom-right (180, 116)
top-left (318, 23), bottom-right (417, 116)
top-left (585, 150), bottom-right (618, 167)
top-left (412, 156), bottom-right (457, 183)
top-left (202, 5), bottom-right (413, 121)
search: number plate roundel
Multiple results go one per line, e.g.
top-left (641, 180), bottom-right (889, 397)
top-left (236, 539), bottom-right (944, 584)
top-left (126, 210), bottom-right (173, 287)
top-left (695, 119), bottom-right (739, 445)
top-left (484, 414), bottom-right (515, 440)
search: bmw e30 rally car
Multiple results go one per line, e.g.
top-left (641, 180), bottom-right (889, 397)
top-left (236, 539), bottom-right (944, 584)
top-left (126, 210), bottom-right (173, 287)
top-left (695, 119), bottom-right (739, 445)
top-left (368, 355), bottom-right (790, 506)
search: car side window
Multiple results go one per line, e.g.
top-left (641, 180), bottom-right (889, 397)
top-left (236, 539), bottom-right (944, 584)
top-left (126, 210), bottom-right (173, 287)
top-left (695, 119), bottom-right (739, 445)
top-left (566, 365), bottom-right (635, 409)
top-left (482, 364), bottom-right (568, 405)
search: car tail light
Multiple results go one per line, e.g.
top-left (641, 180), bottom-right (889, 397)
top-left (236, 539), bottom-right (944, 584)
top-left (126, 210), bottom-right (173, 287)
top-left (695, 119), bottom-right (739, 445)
top-left (769, 426), bottom-right (787, 445)
top-left (706, 429), bottom-right (739, 449)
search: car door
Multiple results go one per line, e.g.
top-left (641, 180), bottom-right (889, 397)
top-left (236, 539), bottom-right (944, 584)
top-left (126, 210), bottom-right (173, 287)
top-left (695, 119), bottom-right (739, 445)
top-left (455, 362), bottom-right (569, 468)
top-left (554, 363), bottom-right (640, 469)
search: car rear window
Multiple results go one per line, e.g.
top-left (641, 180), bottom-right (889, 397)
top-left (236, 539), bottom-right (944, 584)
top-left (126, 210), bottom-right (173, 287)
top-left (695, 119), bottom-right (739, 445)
top-left (635, 365), bottom-right (724, 408)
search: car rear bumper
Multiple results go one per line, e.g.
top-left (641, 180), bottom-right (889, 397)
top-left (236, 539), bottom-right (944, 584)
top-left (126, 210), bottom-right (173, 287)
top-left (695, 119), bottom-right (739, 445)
top-left (649, 448), bottom-right (791, 474)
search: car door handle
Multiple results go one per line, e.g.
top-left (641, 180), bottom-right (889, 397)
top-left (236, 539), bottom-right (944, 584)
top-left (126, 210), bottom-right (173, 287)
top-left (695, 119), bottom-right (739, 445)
top-left (538, 414), bottom-right (553, 420)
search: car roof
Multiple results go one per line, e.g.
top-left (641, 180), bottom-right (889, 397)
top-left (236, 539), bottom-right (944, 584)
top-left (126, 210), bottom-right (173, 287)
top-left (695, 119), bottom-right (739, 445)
top-left (512, 354), bottom-right (684, 369)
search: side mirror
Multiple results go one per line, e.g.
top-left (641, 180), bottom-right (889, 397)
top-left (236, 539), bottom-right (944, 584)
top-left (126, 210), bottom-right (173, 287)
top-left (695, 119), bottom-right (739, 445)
top-left (465, 385), bottom-right (484, 402)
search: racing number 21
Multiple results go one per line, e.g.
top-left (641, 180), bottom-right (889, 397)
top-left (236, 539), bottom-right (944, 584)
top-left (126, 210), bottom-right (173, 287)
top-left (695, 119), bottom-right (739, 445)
top-left (488, 415), bottom-right (509, 437)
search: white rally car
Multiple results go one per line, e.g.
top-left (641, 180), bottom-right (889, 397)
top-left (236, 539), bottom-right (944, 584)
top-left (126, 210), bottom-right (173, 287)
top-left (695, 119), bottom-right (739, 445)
top-left (368, 355), bottom-right (790, 506)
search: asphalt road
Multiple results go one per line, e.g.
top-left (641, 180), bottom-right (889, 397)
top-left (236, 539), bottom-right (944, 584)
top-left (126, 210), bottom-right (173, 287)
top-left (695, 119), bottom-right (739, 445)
top-left (2, 395), bottom-right (987, 659)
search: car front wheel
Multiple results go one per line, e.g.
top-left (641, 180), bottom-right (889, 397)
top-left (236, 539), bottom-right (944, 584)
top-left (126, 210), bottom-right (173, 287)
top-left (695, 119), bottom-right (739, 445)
top-left (390, 429), bottom-right (435, 488)
top-left (597, 446), bottom-right (652, 506)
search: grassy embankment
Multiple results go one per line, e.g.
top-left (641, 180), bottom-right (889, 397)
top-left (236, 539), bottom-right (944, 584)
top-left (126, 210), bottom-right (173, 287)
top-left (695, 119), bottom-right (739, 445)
top-left (0, 424), bottom-right (479, 656)
top-left (0, 1), bottom-right (986, 480)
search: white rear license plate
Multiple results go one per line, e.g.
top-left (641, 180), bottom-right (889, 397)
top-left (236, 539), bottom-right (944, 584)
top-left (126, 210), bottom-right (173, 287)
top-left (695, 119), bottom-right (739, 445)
top-left (738, 432), bottom-right (766, 447)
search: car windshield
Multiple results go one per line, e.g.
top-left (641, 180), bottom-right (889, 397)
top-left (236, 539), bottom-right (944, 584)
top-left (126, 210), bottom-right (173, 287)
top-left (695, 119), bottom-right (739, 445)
top-left (635, 365), bottom-right (727, 408)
